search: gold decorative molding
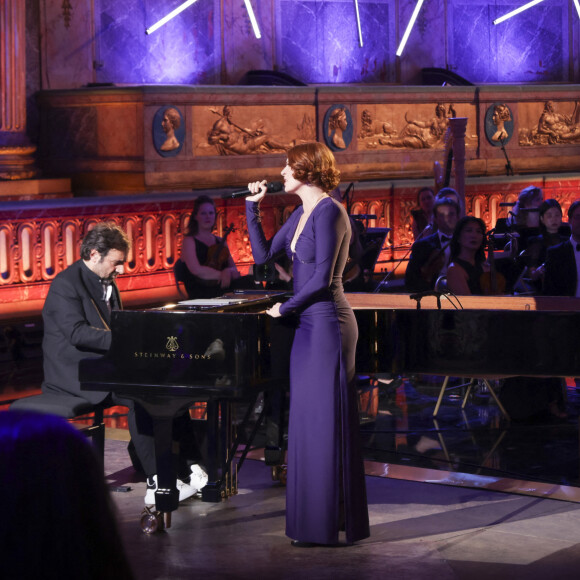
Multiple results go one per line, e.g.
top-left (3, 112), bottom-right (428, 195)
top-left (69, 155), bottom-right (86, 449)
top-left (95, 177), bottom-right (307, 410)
top-left (0, 146), bottom-right (38, 180)
top-left (0, 146), bottom-right (37, 155)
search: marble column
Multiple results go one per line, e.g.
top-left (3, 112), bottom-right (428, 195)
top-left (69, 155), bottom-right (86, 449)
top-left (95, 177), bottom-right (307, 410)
top-left (0, 0), bottom-right (37, 180)
top-left (448, 117), bottom-right (468, 208)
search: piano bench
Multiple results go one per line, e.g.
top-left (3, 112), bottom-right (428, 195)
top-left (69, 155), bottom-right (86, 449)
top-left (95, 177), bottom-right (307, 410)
top-left (9, 394), bottom-right (107, 462)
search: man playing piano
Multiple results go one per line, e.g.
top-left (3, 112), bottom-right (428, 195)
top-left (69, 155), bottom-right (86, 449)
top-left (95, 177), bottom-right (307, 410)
top-left (405, 197), bottom-right (460, 293)
top-left (41, 222), bottom-right (207, 504)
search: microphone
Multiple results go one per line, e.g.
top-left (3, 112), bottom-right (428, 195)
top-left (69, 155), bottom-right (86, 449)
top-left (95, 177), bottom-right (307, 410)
top-left (221, 181), bottom-right (284, 199)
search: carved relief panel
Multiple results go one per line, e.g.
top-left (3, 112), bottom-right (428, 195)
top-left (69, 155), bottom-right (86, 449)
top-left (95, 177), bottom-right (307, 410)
top-left (193, 105), bottom-right (316, 156)
top-left (518, 101), bottom-right (580, 146)
top-left (357, 103), bottom-right (477, 150)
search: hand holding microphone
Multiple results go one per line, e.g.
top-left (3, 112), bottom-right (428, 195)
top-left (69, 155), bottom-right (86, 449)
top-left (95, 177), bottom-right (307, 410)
top-left (245, 180), bottom-right (270, 203)
top-left (222, 181), bottom-right (283, 201)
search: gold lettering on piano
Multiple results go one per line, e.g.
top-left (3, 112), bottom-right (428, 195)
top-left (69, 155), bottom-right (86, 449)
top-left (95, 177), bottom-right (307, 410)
top-left (133, 351), bottom-right (212, 360)
top-left (131, 335), bottom-right (217, 360)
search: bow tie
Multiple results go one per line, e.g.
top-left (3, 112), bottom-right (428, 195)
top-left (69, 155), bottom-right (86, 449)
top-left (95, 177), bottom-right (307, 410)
top-left (441, 236), bottom-right (451, 243)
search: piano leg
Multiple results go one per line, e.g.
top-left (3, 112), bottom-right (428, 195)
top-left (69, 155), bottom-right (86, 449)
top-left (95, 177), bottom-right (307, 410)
top-left (131, 397), bottom-right (195, 517)
top-left (201, 393), bottom-right (274, 502)
top-left (202, 399), bottom-right (227, 502)
top-left (151, 414), bottom-right (180, 514)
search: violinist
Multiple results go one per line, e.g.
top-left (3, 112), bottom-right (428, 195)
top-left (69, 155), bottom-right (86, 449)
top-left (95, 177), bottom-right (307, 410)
top-left (543, 199), bottom-right (580, 297)
top-left (176, 195), bottom-right (242, 298)
top-left (405, 198), bottom-right (459, 293)
top-left (505, 185), bottom-right (544, 254)
top-left (435, 186), bottom-right (465, 218)
top-left (446, 216), bottom-right (489, 295)
top-left (521, 199), bottom-right (569, 291)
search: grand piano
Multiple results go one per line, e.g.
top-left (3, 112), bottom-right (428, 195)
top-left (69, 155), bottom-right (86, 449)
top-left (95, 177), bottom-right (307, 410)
top-left (79, 292), bottom-right (288, 529)
top-left (80, 290), bottom-right (580, 529)
top-left (350, 292), bottom-right (580, 379)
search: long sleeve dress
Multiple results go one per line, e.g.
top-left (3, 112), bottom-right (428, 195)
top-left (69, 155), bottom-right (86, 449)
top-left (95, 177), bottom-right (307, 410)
top-left (246, 196), bottom-right (370, 545)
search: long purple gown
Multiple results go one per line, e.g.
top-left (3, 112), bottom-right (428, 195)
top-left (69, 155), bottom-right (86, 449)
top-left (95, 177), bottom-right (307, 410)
top-left (246, 197), bottom-right (370, 545)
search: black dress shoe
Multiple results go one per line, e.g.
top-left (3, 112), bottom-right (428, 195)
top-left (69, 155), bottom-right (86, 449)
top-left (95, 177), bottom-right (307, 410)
top-left (291, 540), bottom-right (320, 548)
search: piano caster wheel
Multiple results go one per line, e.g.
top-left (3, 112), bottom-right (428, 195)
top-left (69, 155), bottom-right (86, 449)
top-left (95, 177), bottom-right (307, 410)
top-left (140, 506), bottom-right (165, 534)
top-left (271, 465), bottom-right (287, 486)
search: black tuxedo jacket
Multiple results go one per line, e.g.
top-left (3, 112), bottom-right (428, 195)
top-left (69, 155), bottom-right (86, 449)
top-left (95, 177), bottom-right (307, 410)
top-left (41, 260), bottom-right (122, 404)
top-left (543, 240), bottom-right (577, 297)
top-left (405, 232), bottom-right (443, 293)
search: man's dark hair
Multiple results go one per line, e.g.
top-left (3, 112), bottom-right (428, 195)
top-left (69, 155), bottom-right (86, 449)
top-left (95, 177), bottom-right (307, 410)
top-left (568, 200), bottom-right (580, 221)
top-left (433, 197), bottom-right (460, 218)
top-left (80, 222), bottom-right (130, 260)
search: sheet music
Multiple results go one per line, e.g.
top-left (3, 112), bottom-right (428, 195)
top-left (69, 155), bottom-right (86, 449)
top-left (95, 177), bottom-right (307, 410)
top-left (177, 298), bottom-right (247, 307)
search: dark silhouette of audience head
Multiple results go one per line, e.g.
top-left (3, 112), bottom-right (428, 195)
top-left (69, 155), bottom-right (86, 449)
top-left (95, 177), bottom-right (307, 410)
top-left (0, 410), bottom-right (134, 580)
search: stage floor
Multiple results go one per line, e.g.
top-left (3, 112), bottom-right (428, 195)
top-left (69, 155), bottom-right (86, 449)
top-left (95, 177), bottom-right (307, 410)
top-left (104, 436), bottom-right (580, 580)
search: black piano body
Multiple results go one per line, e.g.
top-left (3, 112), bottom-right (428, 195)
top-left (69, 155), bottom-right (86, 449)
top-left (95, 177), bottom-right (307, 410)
top-left (79, 293), bottom-right (286, 514)
top-left (352, 293), bottom-right (580, 379)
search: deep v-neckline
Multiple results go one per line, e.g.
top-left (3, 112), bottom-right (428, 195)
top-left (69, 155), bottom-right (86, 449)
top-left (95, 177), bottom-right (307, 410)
top-left (290, 195), bottom-right (329, 253)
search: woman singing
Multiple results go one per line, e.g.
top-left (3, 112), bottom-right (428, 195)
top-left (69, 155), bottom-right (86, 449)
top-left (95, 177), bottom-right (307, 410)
top-left (245, 142), bottom-right (370, 547)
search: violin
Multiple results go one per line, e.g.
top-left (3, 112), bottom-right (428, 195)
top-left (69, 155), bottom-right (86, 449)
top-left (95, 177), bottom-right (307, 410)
top-left (480, 235), bottom-right (507, 295)
top-left (205, 223), bottom-right (235, 271)
top-left (420, 241), bottom-right (451, 283)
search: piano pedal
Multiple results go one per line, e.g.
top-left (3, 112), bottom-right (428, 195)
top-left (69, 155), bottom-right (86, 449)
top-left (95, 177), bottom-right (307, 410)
top-left (264, 446), bottom-right (284, 466)
top-left (140, 506), bottom-right (168, 534)
top-left (271, 464), bottom-right (287, 485)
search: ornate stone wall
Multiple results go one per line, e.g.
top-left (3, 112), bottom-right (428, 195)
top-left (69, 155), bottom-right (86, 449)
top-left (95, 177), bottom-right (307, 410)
top-left (34, 0), bottom-right (579, 88)
top-left (2, 176), bottom-right (579, 319)
top-left (35, 84), bottom-right (580, 195)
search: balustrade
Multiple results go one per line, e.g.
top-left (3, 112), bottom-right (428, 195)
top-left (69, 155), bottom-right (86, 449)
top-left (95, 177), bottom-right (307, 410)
top-left (0, 177), bottom-right (578, 318)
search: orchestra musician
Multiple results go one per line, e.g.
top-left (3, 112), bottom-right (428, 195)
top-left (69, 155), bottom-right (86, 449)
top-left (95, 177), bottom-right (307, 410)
top-left (521, 199), bottom-right (569, 289)
top-left (543, 200), bottom-right (580, 297)
top-left (411, 187), bottom-right (436, 240)
top-left (446, 216), bottom-right (490, 295)
top-left (435, 186), bottom-right (465, 218)
top-left (175, 195), bottom-right (247, 298)
top-left (245, 142), bottom-right (370, 547)
top-left (405, 198), bottom-right (460, 293)
top-left (505, 185), bottom-right (544, 253)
